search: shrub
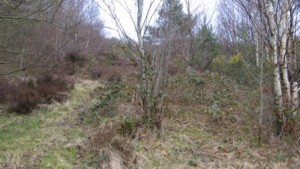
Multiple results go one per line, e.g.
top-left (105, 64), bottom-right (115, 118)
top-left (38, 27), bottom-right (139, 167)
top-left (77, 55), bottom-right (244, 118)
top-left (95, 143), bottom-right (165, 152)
top-left (210, 53), bottom-right (257, 86)
top-left (65, 52), bottom-right (86, 65)
top-left (90, 61), bottom-right (122, 81)
top-left (92, 81), bottom-right (124, 114)
top-left (91, 66), bottom-right (103, 79)
top-left (118, 116), bottom-right (139, 137)
top-left (3, 74), bottom-right (72, 114)
top-left (7, 86), bottom-right (40, 114)
top-left (207, 101), bottom-right (222, 121)
top-left (168, 64), bottom-right (179, 76)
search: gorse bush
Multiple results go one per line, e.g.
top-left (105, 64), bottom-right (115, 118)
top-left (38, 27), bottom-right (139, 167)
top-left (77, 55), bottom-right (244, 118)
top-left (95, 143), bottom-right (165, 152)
top-left (211, 53), bottom-right (242, 72)
top-left (210, 53), bottom-right (258, 86)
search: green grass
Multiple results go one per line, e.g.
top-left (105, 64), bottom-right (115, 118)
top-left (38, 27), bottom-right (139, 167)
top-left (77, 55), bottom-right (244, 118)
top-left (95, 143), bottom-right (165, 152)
top-left (38, 147), bottom-right (78, 169)
top-left (0, 80), bottom-right (101, 168)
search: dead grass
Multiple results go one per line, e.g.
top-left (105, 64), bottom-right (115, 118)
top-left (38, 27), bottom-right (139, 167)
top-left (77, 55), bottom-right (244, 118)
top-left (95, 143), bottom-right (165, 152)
top-left (130, 72), bottom-right (299, 169)
top-left (152, 115), bottom-right (281, 168)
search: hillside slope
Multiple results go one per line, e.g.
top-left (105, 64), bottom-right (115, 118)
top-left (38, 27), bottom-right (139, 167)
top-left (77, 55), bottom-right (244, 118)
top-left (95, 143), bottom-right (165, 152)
top-left (132, 73), bottom-right (299, 168)
top-left (0, 72), bottom-right (299, 169)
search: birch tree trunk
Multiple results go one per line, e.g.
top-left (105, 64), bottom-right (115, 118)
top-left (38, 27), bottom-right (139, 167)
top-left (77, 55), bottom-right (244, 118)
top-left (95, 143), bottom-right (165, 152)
top-left (265, 0), bottom-right (283, 106)
top-left (280, 0), bottom-right (292, 106)
top-left (258, 36), bottom-right (264, 143)
top-left (265, 0), bottom-right (287, 135)
top-left (287, 0), bottom-right (299, 115)
top-left (255, 32), bottom-right (260, 67)
top-left (233, 0), bottom-right (299, 136)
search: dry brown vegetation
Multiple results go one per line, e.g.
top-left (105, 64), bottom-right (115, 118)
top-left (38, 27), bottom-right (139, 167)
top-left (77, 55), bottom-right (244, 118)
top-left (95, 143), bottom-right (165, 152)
top-left (1, 53), bottom-right (300, 168)
top-left (5, 75), bottom-right (71, 114)
top-left (1, 0), bottom-right (300, 168)
top-left (0, 37), bottom-right (138, 114)
top-left (83, 71), bottom-right (300, 169)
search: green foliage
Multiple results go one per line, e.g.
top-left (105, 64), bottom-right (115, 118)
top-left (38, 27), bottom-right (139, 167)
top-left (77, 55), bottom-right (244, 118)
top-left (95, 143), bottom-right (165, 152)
top-left (228, 53), bottom-right (242, 64)
top-left (211, 53), bottom-right (258, 86)
top-left (88, 54), bottom-right (96, 73)
top-left (188, 75), bottom-right (205, 87)
top-left (192, 19), bottom-right (219, 70)
top-left (147, 0), bottom-right (189, 40)
top-left (207, 101), bottom-right (223, 121)
top-left (211, 55), bottom-right (227, 72)
top-left (274, 106), bottom-right (300, 135)
top-left (158, 0), bottom-right (185, 30)
top-left (188, 160), bottom-right (198, 167)
top-left (119, 115), bottom-right (139, 136)
top-left (92, 81), bottom-right (125, 114)
top-left (79, 81), bottom-right (134, 127)
top-left (211, 53), bottom-right (242, 70)
top-left (275, 151), bottom-right (286, 162)
top-left (106, 43), bottom-right (123, 65)
top-left (39, 147), bottom-right (78, 168)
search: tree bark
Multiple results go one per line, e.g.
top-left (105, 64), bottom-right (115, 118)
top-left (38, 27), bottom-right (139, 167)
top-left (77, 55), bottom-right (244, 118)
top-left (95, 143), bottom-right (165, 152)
top-left (258, 36), bottom-right (264, 143)
top-left (255, 32), bottom-right (260, 67)
top-left (265, 0), bottom-right (283, 106)
top-left (280, 0), bottom-right (291, 106)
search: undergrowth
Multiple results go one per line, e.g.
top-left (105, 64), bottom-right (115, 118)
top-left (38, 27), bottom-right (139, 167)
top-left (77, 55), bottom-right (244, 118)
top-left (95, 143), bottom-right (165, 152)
top-left (132, 72), bottom-right (299, 169)
top-left (78, 80), bottom-right (133, 127)
top-left (1, 71), bottom-right (299, 168)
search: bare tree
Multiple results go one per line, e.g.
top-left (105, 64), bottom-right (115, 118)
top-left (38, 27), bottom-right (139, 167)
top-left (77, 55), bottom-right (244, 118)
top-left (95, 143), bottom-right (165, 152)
top-left (102, 0), bottom-right (174, 128)
top-left (0, 0), bottom-right (104, 76)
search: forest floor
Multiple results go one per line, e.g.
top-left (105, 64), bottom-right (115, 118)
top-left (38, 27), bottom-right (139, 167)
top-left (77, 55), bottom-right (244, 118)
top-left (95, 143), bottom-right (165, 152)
top-left (0, 72), bottom-right (299, 169)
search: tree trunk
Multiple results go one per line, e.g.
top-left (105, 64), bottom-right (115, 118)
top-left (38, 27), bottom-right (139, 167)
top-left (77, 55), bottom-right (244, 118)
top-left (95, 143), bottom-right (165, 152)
top-left (137, 0), bottom-right (149, 118)
top-left (280, 0), bottom-right (291, 106)
top-left (288, 0), bottom-right (299, 115)
top-left (255, 32), bottom-right (260, 67)
top-left (292, 82), bottom-right (299, 114)
top-left (258, 36), bottom-right (264, 143)
top-left (265, 0), bottom-right (286, 135)
top-left (266, 1), bottom-right (283, 106)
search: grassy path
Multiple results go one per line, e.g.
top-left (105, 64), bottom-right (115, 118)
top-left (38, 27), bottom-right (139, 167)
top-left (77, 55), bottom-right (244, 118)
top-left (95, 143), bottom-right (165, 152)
top-left (0, 80), bottom-right (101, 168)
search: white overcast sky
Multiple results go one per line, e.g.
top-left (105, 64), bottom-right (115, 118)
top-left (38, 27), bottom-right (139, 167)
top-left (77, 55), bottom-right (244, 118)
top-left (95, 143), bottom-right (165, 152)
top-left (99, 0), bottom-right (219, 39)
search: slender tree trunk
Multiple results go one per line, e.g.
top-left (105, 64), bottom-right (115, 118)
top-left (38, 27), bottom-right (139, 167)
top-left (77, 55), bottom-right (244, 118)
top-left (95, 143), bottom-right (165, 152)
top-left (85, 26), bottom-right (91, 54)
top-left (266, 1), bottom-right (283, 106)
top-left (280, 0), bottom-right (292, 106)
top-left (288, 0), bottom-right (299, 115)
top-left (282, 60), bottom-right (291, 105)
top-left (292, 81), bottom-right (299, 114)
top-left (103, 0), bottom-right (168, 129)
top-left (258, 36), bottom-right (264, 143)
top-left (136, 0), bottom-right (149, 118)
top-left (255, 32), bottom-right (260, 67)
top-left (265, 0), bottom-right (285, 135)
